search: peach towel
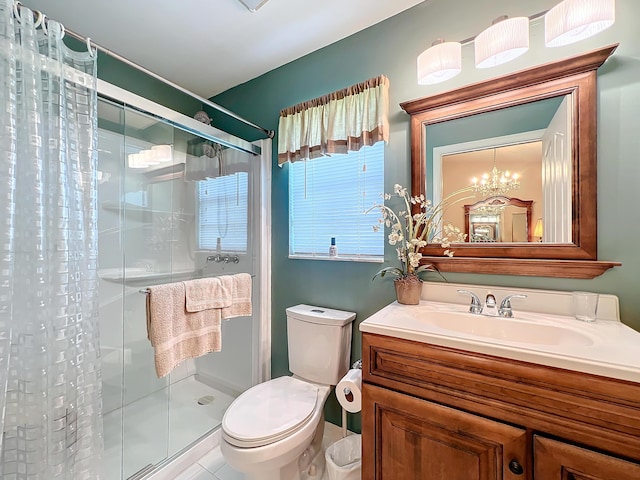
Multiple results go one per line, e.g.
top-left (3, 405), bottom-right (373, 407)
top-left (221, 273), bottom-right (252, 319)
top-left (146, 281), bottom-right (221, 378)
top-left (184, 276), bottom-right (232, 311)
top-left (146, 273), bottom-right (252, 378)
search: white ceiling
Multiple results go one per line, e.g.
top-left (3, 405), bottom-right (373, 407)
top-left (22, 0), bottom-right (426, 98)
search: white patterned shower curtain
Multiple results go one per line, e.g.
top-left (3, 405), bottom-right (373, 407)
top-left (0, 1), bottom-right (103, 478)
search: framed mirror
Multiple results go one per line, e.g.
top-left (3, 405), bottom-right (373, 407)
top-left (401, 45), bottom-right (620, 278)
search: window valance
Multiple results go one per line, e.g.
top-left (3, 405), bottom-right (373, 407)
top-left (277, 75), bottom-right (390, 165)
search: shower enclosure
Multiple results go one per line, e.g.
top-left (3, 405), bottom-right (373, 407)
top-left (95, 82), bottom-right (269, 479)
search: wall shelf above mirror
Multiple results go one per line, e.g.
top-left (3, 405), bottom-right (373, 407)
top-left (401, 44), bottom-right (621, 279)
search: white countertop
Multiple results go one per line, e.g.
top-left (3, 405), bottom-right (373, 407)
top-left (360, 300), bottom-right (640, 384)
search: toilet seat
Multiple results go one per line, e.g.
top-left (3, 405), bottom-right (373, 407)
top-left (222, 376), bottom-right (320, 448)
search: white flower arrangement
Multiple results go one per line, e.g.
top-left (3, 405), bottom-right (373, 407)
top-left (368, 184), bottom-right (469, 281)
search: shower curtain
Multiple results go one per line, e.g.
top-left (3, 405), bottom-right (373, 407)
top-left (0, 1), bottom-right (103, 478)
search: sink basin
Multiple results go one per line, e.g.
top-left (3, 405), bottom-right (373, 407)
top-left (360, 296), bottom-right (640, 383)
top-left (424, 311), bottom-right (594, 347)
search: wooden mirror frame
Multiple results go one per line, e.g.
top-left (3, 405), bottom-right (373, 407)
top-left (464, 196), bottom-right (533, 243)
top-left (401, 45), bottom-right (620, 279)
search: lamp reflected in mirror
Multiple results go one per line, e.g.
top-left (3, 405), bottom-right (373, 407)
top-left (534, 217), bottom-right (543, 242)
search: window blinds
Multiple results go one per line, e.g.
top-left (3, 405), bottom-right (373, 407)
top-left (288, 143), bottom-right (384, 259)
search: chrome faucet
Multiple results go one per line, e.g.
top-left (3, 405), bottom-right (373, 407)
top-left (484, 293), bottom-right (498, 316)
top-left (206, 254), bottom-right (240, 264)
top-left (458, 290), bottom-right (528, 318)
top-left (498, 294), bottom-right (527, 318)
top-left (457, 290), bottom-right (482, 314)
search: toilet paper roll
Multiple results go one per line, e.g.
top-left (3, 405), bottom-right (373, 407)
top-left (336, 368), bottom-right (362, 413)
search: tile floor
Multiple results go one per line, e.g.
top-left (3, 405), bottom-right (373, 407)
top-left (173, 423), bottom-right (347, 480)
top-left (102, 376), bottom-right (235, 479)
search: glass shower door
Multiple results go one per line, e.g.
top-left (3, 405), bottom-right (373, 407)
top-left (97, 97), bottom-right (126, 478)
top-left (120, 106), bottom-right (177, 477)
top-left (97, 93), bottom-right (262, 479)
top-left (98, 99), bottom-right (178, 478)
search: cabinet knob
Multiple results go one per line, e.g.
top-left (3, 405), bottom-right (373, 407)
top-left (508, 460), bottom-right (524, 475)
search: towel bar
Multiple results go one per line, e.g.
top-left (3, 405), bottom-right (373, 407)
top-left (138, 274), bottom-right (255, 294)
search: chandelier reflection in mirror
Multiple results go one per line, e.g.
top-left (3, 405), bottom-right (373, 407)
top-left (473, 204), bottom-right (506, 216)
top-left (472, 149), bottom-right (520, 197)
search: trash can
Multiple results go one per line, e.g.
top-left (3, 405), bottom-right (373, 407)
top-left (325, 434), bottom-right (361, 480)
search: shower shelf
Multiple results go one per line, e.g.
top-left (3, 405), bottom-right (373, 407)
top-left (98, 267), bottom-right (203, 286)
top-left (101, 201), bottom-right (194, 219)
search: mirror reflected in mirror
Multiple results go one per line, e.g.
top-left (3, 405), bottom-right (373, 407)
top-left (463, 195), bottom-right (534, 243)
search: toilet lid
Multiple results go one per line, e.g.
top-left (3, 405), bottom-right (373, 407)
top-left (222, 376), bottom-right (319, 447)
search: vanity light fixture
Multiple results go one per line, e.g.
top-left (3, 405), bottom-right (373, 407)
top-left (475, 16), bottom-right (530, 69)
top-left (417, 39), bottom-right (462, 85)
top-left (415, 1), bottom-right (616, 85)
top-left (545, 0), bottom-right (615, 47)
top-left (471, 149), bottom-right (520, 197)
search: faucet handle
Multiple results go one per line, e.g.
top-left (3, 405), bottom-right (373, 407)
top-left (485, 293), bottom-right (497, 308)
top-left (499, 294), bottom-right (528, 318)
top-left (457, 289), bottom-right (482, 314)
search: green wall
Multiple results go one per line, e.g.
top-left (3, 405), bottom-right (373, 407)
top-left (213, 0), bottom-right (640, 431)
top-left (65, 37), bottom-right (201, 116)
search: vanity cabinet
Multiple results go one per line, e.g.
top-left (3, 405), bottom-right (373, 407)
top-left (362, 333), bottom-right (640, 480)
top-left (367, 383), bottom-right (527, 479)
top-left (534, 437), bottom-right (640, 479)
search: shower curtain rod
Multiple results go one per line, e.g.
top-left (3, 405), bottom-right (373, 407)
top-left (15, 3), bottom-right (275, 139)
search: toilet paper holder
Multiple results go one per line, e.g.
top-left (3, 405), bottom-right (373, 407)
top-left (338, 360), bottom-right (363, 437)
top-left (342, 359), bottom-right (362, 398)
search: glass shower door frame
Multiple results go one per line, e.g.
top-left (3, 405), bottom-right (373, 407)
top-left (97, 81), bottom-right (271, 479)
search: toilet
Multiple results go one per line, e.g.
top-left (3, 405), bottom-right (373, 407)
top-left (221, 304), bottom-right (356, 480)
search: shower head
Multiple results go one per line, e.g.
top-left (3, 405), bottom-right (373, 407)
top-left (194, 110), bottom-right (211, 125)
top-left (202, 143), bottom-right (216, 158)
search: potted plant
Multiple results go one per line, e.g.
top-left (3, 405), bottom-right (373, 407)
top-left (368, 184), bottom-right (468, 305)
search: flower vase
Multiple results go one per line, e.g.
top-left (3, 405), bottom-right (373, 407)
top-left (394, 275), bottom-right (422, 305)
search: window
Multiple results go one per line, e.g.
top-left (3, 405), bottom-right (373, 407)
top-left (198, 172), bottom-right (248, 252)
top-left (288, 142), bottom-right (384, 261)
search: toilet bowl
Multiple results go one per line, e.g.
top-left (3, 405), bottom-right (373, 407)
top-left (220, 305), bottom-right (356, 480)
top-left (221, 376), bottom-right (330, 480)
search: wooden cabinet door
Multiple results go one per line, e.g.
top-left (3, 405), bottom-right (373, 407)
top-left (534, 436), bottom-right (640, 480)
top-left (362, 383), bottom-right (528, 480)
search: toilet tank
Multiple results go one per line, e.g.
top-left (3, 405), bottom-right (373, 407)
top-left (286, 304), bottom-right (356, 385)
